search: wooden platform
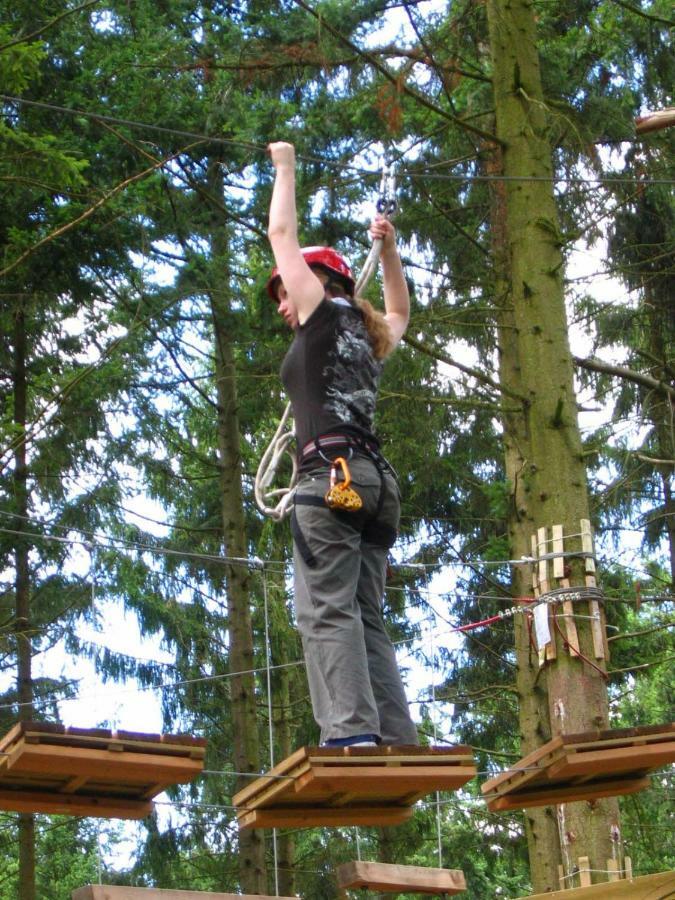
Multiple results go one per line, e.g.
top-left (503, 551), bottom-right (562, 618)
top-left (233, 745), bottom-right (477, 830)
top-left (481, 723), bottom-right (675, 812)
top-left (336, 861), bottom-right (466, 895)
top-left (73, 887), bottom-right (297, 899)
top-left (0, 722), bottom-right (206, 819)
top-left (514, 869), bottom-right (675, 899)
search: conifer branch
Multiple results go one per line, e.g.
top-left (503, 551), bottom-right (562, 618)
top-left (573, 355), bottom-right (675, 402)
top-left (291, 0), bottom-right (500, 144)
top-left (0, 146), bottom-right (197, 281)
top-left (402, 333), bottom-right (527, 402)
top-left (0, 0), bottom-right (104, 51)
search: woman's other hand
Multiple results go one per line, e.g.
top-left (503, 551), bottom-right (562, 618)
top-left (369, 214), bottom-right (396, 251)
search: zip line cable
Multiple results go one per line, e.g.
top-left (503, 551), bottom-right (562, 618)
top-left (2, 94), bottom-right (673, 187)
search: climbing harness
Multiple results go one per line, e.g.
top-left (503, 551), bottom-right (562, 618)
top-left (324, 456), bottom-right (363, 511)
top-left (254, 156), bottom-right (398, 520)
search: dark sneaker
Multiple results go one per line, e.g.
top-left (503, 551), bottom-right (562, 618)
top-left (322, 733), bottom-right (380, 748)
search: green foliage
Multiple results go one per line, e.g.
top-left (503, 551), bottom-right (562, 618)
top-left (0, 0), bottom-right (671, 895)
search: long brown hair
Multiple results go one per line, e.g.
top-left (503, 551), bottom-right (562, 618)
top-left (318, 268), bottom-right (395, 360)
top-left (354, 297), bottom-right (395, 359)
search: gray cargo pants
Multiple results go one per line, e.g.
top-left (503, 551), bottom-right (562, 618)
top-left (290, 453), bottom-right (419, 745)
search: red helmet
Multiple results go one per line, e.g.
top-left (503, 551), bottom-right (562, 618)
top-left (266, 246), bottom-right (354, 300)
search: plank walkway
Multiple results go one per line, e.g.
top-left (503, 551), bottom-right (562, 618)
top-left (481, 723), bottom-right (675, 811)
top-left (233, 745), bottom-right (476, 830)
top-left (73, 887), bottom-right (297, 899)
top-left (336, 861), bottom-right (466, 895)
top-left (0, 721), bottom-right (206, 819)
top-left (514, 869), bottom-right (675, 899)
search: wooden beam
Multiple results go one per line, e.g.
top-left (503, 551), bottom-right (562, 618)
top-left (486, 775), bottom-right (649, 811)
top-left (72, 887), bottom-right (297, 899)
top-left (547, 741), bottom-right (675, 779)
top-left (578, 856), bottom-right (592, 888)
top-left (336, 861), bottom-right (467, 894)
top-left (295, 764), bottom-right (478, 796)
top-left (514, 869), bottom-right (675, 899)
top-left (6, 743), bottom-right (203, 783)
top-left (237, 804), bottom-right (413, 830)
top-left (0, 789), bottom-right (152, 819)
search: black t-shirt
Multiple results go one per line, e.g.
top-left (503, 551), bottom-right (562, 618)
top-left (280, 297), bottom-right (383, 455)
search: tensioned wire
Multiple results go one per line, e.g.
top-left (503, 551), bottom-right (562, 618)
top-left (0, 511), bottom-right (668, 613)
top-left (1, 550), bottom-right (670, 721)
top-left (0, 510), bottom-right (633, 571)
top-left (2, 95), bottom-right (673, 187)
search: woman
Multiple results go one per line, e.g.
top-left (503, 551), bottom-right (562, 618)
top-left (266, 140), bottom-right (418, 748)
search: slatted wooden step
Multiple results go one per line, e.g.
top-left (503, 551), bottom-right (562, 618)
top-left (73, 886), bottom-right (297, 899)
top-left (0, 721), bottom-right (206, 819)
top-left (482, 723), bottom-right (674, 811)
top-left (336, 861), bottom-right (466, 895)
top-left (513, 869), bottom-right (675, 899)
top-left (233, 744), bottom-right (476, 830)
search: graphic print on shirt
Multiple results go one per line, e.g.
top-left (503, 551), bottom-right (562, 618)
top-left (324, 315), bottom-right (382, 431)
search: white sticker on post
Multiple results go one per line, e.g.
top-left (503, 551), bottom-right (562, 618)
top-left (534, 602), bottom-right (551, 649)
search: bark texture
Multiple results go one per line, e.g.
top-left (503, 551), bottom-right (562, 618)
top-left (485, 0), bottom-right (621, 889)
top-left (208, 160), bottom-right (266, 893)
top-left (13, 303), bottom-right (36, 900)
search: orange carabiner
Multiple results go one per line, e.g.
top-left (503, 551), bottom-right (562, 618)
top-left (325, 456), bottom-right (363, 511)
top-left (330, 456), bottom-right (352, 488)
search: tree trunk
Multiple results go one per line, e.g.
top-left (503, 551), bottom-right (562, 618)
top-left (208, 161), bottom-right (266, 892)
top-left (13, 303), bottom-right (36, 900)
top-left (265, 560), bottom-right (296, 899)
top-left (486, 140), bottom-right (563, 888)
top-left (485, 0), bottom-right (620, 889)
top-left (644, 281), bottom-right (675, 588)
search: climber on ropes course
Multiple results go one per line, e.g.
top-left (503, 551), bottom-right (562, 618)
top-left (264, 140), bottom-right (418, 748)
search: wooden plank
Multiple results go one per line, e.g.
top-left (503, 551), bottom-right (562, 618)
top-left (580, 520), bottom-right (596, 574)
top-left (578, 856), bottom-right (592, 888)
top-left (537, 526), bottom-right (548, 589)
top-left (607, 859), bottom-right (620, 882)
top-left (0, 723), bottom-right (24, 754)
top-left (12, 722), bottom-right (206, 755)
top-left (531, 535), bottom-right (539, 596)
top-left (486, 776), bottom-right (649, 811)
top-left (62, 775), bottom-right (90, 794)
top-left (237, 804), bottom-right (413, 830)
top-left (232, 764), bottom-right (310, 810)
top-left (6, 743), bottom-right (203, 784)
top-left (551, 525), bottom-right (565, 580)
top-left (546, 605), bottom-right (557, 661)
top-left (547, 741), bottom-right (675, 779)
top-left (0, 789), bottom-right (152, 819)
top-left (294, 764), bottom-right (477, 798)
top-left (588, 598), bottom-right (606, 660)
top-left (481, 738), bottom-right (565, 794)
top-left (514, 869), bottom-right (675, 899)
top-left (73, 886), bottom-right (297, 899)
top-left (308, 748), bottom-right (474, 765)
top-left (336, 861), bottom-right (466, 894)
top-left (561, 597), bottom-right (581, 657)
top-left (563, 723), bottom-right (675, 747)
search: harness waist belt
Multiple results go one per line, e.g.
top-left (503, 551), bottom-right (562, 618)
top-left (301, 433), bottom-right (379, 459)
